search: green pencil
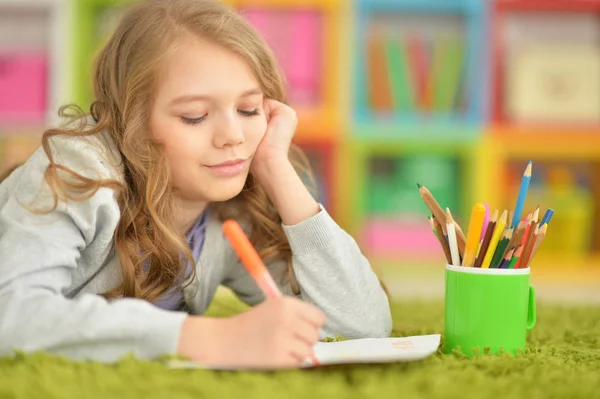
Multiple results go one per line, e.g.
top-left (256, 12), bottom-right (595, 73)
top-left (490, 227), bottom-right (514, 268)
top-left (428, 215), bottom-right (439, 239)
top-left (507, 245), bottom-right (524, 269)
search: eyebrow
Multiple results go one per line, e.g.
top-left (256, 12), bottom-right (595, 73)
top-left (169, 87), bottom-right (263, 105)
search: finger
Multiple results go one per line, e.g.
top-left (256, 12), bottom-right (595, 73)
top-left (291, 319), bottom-right (320, 346)
top-left (287, 339), bottom-right (315, 364)
top-left (264, 98), bottom-right (294, 119)
top-left (277, 353), bottom-right (302, 369)
top-left (263, 98), bottom-right (273, 121)
top-left (296, 303), bottom-right (326, 328)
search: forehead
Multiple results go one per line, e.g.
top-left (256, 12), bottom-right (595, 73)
top-left (155, 35), bottom-right (260, 101)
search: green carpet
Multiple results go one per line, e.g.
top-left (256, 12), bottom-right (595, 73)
top-left (1, 298), bottom-right (599, 399)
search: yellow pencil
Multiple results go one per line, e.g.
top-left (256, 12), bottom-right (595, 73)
top-left (462, 203), bottom-right (487, 267)
top-left (481, 210), bottom-right (508, 269)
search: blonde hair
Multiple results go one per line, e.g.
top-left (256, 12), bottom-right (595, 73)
top-left (37, 0), bottom-right (316, 302)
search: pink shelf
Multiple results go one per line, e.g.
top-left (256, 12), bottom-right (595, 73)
top-left (0, 51), bottom-right (48, 123)
top-left (360, 218), bottom-right (440, 258)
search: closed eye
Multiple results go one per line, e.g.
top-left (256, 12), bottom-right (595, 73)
top-left (180, 115), bottom-right (207, 125)
top-left (239, 109), bottom-right (260, 117)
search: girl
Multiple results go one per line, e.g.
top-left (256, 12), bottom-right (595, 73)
top-left (0, 0), bottom-right (391, 368)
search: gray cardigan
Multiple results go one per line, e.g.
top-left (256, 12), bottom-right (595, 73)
top-left (0, 130), bottom-right (392, 363)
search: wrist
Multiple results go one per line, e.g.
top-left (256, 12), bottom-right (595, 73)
top-left (252, 155), bottom-right (293, 186)
top-left (177, 315), bottom-right (229, 364)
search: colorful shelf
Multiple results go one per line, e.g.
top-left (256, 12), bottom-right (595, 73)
top-left (353, 0), bottom-right (487, 128)
top-left (0, 0), bottom-right (70, 173)
top-left (2, 0), bottom-right (600, 265)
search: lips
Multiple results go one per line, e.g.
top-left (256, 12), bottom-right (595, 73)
top-left (210, 159), bottom-right (247, 167)
top-left (205, 158), bottom-right (248, 177)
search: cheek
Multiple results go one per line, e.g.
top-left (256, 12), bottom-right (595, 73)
top-left (149, 114), bottom-right (207, 172)
top-left (245, 117), bottom-right (267, 148)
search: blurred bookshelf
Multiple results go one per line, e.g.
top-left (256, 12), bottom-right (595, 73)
top-left (1, 0), bottom-right (600, 267)
top-left (347, 0), bottom-right (486, 260)
top-left (485, 0), bottom-right (600, 265)
top-left (0, 0), bottom-right (70, 174)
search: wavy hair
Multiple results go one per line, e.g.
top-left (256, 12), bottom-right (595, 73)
top-left (33, 0), bottom-right (320, 302)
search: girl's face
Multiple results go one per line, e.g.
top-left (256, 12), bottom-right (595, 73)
top-left (149, 35), bottom-right (267, 205)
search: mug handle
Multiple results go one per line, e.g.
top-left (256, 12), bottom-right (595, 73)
top-left (526, 285), bottom-right (536, 331)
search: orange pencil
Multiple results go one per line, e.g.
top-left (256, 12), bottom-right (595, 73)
top-left (223, 219), bottom-right (281, 299)
top-left (223, 220), bottom-right (320, 366)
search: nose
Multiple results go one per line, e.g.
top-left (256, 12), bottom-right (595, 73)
top-left (213, 113), bottom-right (245, 149)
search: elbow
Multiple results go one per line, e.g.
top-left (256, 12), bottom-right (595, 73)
top-left (325, 301), bottom-right (393, 340)
top-left (0, 289), bottom-right (46, 357)
top-left (354, 288), bottom-right (393, 338)
top-left (356, 306), bottom-right (393, 339)
top-left (358, 292), bottom-right (394, 338)
top-left (0, 310), bottom-right (22, 357)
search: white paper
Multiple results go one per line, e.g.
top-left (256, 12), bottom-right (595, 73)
top-left (167, 334), bottom-right (441, 370)
top-left (301, 334), bottom-right (441, 367)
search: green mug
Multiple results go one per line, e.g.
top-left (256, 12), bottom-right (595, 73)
top-left (444, 264), bottom-right (536, 357)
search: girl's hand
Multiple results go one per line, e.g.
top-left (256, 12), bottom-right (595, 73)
top-left (251, 99), bottom-right (297, 180)
top-left (178, 296), bottom-right (325, 369)
top-left (247, 99), bottom-right (320, 226)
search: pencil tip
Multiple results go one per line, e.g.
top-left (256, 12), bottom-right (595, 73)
top-left (416, 183), bottom-right (422, 188)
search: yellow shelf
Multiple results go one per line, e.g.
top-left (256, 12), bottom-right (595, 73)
top-left (490, 125), bottom-right (600, 159)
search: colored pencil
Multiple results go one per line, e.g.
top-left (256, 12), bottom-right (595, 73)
top-left (491, 227), bottom-right (514, 268)
top-left (475, 203), bottom-right (490, 259)
top-left (223, 219), bottom-right (281, 298)
top-left (481, 203), bottom-right (490, 242)
top-left (446, 208), bottom-right (461, 267)
top-left (428, 216), bottom-right (439, 239)
top-left (532, 206), bottom-right (540, 224)
top-left (507, 245), bottom-right (524, 269)
top-left (540, 208), bottom-right (554, 226)
top-left (432, 216), bottom-right (452, 264)
top-left (515, 210), bottom-right (538, 268)
top-left (223, 219), bottom-right (319, 365)
top-left (510, 161), bottom-right (532, 228)
top-left (527, 224), bottom-right (548, 266)
top-left (504, 219), bottom-right (527, 258)
top-left (521, 223), bottom-right (540, 268)
top-left (498, 247), bottom-right (516, 269)
top-left (474, 209), bottom-right (498, 268)
top-left (418, 184), bottom-right (466, 256)
top-left (481, 210), bottom-right (508, 269)
top-left (462, 203), bottom-right (487, 267)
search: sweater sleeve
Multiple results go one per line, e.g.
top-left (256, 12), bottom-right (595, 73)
top-left (0, 135), bottom-right (188, 363)
top-left (221, 206), bottom-right (393, 340)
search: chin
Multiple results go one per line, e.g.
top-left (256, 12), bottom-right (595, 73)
top-left (204, 174), bottom-right (248, 202)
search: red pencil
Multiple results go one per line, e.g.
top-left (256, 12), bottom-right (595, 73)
top-left (514, 212), bottom-right (533, 268)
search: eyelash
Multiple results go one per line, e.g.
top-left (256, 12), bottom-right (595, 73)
top-left (180, 109), bottom-right (260, 126)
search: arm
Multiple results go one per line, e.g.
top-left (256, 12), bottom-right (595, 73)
top-left (0, 136), bottom-right (188, 362)
top-left (223, 157), bottom-right (392, 340)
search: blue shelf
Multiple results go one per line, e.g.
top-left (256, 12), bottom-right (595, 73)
top-left (356, 0), bottom-right (484, 13)
top-left (352, 0), bottom-right (488, 131)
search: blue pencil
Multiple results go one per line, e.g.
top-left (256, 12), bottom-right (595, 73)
top-left (510, 161), bottom-right (532, 228)
top-left (540, 208), bottom-right (554, 226)
top-left (498, 247), bottom-right (515, 269)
